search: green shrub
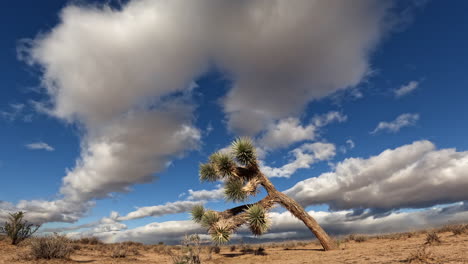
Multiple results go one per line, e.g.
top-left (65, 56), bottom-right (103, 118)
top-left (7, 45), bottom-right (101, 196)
top-left (0, 211), bottom-right (40, 245)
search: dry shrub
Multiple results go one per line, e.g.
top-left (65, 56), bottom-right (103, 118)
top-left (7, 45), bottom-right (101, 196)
top-left (77, 236), bottom-right (102, 245)
top-left (254, 247), bottom-right (266, 256)
top-left (345, 234), bottom-right (369, 242)
top-left (209, 245), bottom-right (221, 254)
top-left (437, 224), bottom-right (467, 235)
top-left (406, 246), bottom-right (439, 264)
top-left (29, 234), bottom-right (75, 260)
top-left (354, 236), bottom-right (368, 243)
top-left (450, 224), bottom-right (467, 235)
top-left (240, 244), bottom-right (254, 254)
top-left (122, 241), bottom-right (144, 247)
top-left (110, 243), bottom-right (140, 258)
top-left (425, 232), bottom-right (441, 245)
top-left (166, 234), bottom-right (201, 264)
top-left (154, 244), bottom-right (168, 254)
top-left (230, 245), bottom-right (236, 252)
top-left (282, 241), bottom-right (299, 250)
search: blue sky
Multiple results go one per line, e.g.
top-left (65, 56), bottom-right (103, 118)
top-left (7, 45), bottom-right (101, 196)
top-left (1, 0), bottom-right (468, 243)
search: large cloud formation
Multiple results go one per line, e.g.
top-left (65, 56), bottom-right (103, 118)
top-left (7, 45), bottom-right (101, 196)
top-left (87, 202), bottom-right (468, 244)
top-left (15, 0), bottom-right (397, 224)
top-left (286, 140), bottom-right (468, 212)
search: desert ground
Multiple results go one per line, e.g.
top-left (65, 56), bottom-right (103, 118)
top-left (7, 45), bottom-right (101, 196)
top-left (1, 226), bottom-right (467, 264)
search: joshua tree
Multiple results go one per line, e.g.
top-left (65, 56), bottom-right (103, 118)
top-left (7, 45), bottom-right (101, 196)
top-left (0, 211), bottom-right (40, 245)
top-left (191, 138), bottom-right (337, 251)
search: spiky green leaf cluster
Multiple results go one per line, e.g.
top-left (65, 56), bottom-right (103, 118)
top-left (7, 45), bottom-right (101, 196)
top-left (191, 205), bottom-right (205, 223)
top-left (245, 205), bottom-right (269, 236)
top-left (210, 152), bottom-right (236, 177)
top-left (224, 179), bottom-right (248, 202)
top-left (209, 220), bottom-right (231, 244)
top-left (231, 137), bottom-right (257, 166)
top-left (200, 211), bottom-right (219, 229)
top-left (199, 163), bottom-right (218, 182)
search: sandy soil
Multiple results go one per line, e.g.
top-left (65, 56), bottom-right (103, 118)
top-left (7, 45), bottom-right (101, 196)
top-left (1, 231), bottom-right (467, 264)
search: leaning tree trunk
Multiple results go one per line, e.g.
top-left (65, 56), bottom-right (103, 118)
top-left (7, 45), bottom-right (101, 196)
top-left (259, 172), bottom-right (337, 251)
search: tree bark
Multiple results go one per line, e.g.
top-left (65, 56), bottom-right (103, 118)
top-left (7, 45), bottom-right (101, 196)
top-left (259, 173), bottom-right (337, 251)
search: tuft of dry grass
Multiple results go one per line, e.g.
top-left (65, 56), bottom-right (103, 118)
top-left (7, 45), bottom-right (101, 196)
top-left (76, 236), bottom-right (102, 245)
top-left (450, 224), bottom-right (467, 235)
top-left (209, 245), bottom-right (220, 254)
top-left (110, 243), bottom-right (141, 258)
top-left (405, 246), bottom-right (439, 264)
top-left (166, 234), bottom-right (202, 264)
top-left (425, 232), bottom-right (441, 245)
top-left (346, 234), bottom-right (368, 243)
top-left (254, 246), bottom-right (266, 256)
top-left (153, 244), bottom-right (168, 254)
top-left (29, 234), bottom-right (75, 260)
top-left (240, 244), bottom-right (254, 254)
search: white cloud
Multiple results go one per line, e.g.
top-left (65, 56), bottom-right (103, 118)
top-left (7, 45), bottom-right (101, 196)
top-left (264, 202), bottom-right (468, 239)
top-left (259, 118), bottom-right (317, 150)
top-left (262, 142), bottom-right (336, 178)
top-left (285, 140), bottom-right (468, 212)
top-left (95, 219), bottom-right (203, 244)
top-left (60, 109), bottom-right (201, 202)
top-left (0, 103), bottom-right (32, 122)
top-left (14, 199), bottom-right (93, 224)
top-left (312, 112), bottom-right (348, 128)
top-left (259, 112), bottom-right (346, 150)
top-left (187, 187), bottom-right (225, 201)
top-left (87, 202), bottom-right (468, 244)
top-left (116, 201), bottom-right (203, 221)
top-left (25, 142), bottom-right (55, 151)
top-left (371, 113), bottom-right (419, 134)
top-left (13, 0), bottom-right (404, 224)
top-left (219, 1), bottom-right (393, 135)
top-left (395, 80), bottom-right (419, 97)
top-left (346, 139), bottom-right (355, 149)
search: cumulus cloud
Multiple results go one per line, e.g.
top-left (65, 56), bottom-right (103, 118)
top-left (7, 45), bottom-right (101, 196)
top-left (262, 142), bottom-right (336, 178)
top-left (285, 140), bottom-right (468, 212)
top-left (115, 201), bottom-right (203, 221)
top-left (25, 142), bottom-right (55, 151)
top-left (42, 215), bottom-right (127, 234)
top-left (218, 1), bottom-right (392, 135)
top-left (371, 113), bottom-right (419, 134)
top-left (14, 0), bottom-right (403, 224)
top-left (89, 202), bottom-right (468, 244)
top-left (259, 112), bottom-right (347, 149)
top-left (14, 199), bottom-right (93, 224)
top-left (395, 80), bottom-right (419, 97)
top-left (263, 202), bottom-right (468, 240)
top-left (60, 108), bottom-right (201, 202)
